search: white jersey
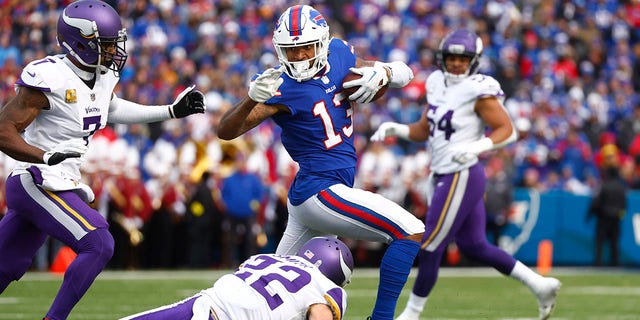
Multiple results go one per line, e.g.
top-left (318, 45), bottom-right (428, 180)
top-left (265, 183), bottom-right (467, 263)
top-left (425, 70), bottom-right (505, 174)
top-left (204, 254), bottom-right (347, 320)
top-left (13, 54), bottom-right (117, 190)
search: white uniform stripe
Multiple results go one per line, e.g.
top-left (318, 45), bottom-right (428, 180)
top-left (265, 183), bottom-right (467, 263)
top-left (424, 169), bottom-right (469, 251)
top-left (20, 174), bottom-right (89, 240)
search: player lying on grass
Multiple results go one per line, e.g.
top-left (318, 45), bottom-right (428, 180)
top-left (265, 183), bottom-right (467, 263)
top-left (120, 237), bottom-right (353, 320)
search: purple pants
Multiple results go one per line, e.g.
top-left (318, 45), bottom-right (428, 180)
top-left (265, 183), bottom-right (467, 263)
top-left (0, 170), bottom-right (113, 320)
top-left (413, 163), bottom-right (517, 296)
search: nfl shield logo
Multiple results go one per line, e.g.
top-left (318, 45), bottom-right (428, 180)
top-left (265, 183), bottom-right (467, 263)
top-left (90, 93), bottom-right (96, 101)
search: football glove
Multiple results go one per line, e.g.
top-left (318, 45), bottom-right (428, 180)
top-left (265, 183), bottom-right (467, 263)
top-left (344, 65), bottom-right (389, 104)
top-left (73, 182), bottom-right (95, 204)
top-left (249, 67), bottom-right (284, 103)
top-left (450, 137), bottom-right (493, 164)
top-left (370, 122), bottom-right (410, 141)
top-left (43, 139), bottom-right (87, 165)
top-left (171, 85), bottom-right (206, 118)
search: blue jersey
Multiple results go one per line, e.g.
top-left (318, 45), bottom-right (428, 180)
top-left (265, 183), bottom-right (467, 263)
top-left (265, 38), bottom-right (357, 205)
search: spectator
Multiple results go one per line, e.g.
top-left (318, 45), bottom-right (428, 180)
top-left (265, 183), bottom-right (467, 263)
top-left (586, 145), bottom-right (628, 266)
top-left (184, 171), bottom-right (222, 268)
top-left (220, 150), bottom-right (265, 267)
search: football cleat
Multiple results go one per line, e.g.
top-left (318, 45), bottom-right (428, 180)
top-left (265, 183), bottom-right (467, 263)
top-left (395, 310), bottom-right (420, 320)
top-left (535, 277), bottom-right (561, 320)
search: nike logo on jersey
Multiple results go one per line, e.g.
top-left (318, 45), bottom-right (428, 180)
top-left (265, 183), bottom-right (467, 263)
top-left (437, 182), bottom-right (444, 187)
top-left (27, 71), bottom-right (36, 77)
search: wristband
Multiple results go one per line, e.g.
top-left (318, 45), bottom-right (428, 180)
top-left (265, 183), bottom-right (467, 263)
top-left (375, 61), bottom-right (414, 88)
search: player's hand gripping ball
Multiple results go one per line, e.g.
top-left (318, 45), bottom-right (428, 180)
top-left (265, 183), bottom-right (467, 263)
top-left (342, 70), bottom-right (389, 103)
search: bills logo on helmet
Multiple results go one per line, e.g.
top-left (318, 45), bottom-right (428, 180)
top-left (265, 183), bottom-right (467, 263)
top-left (309, 10), bottom-right (327, 27)
top-left (275, 16), bottom-right (282, 31)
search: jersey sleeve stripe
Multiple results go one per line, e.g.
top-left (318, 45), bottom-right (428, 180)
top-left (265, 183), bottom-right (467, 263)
top-left (15, 78), bottom-right (52, 92)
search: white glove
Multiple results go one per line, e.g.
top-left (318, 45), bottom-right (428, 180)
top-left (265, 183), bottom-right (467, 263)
top-left (43, 139), bottom-right (88, 165)
top-left (343, 65), bottom-right (389, 103)
top-left (450, 137), bottom-right (493, 164)
top-left (370, 122), bottom-right (410, 141)
top-left (73, 182), bottom-right (95, 203)
top-left (249, 68), bottom-right (284, 103)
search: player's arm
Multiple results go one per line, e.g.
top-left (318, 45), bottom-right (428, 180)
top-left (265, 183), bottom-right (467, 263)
top-left (474, 96), bottom-right (517, 150)
top-left (345, 57), bottom-right (414, 104)
top-left (218, 68), bottom-right (288, 140)
top-left (370, 109), bottom-right (430, 143)
top-left (0, 86), bottom-right (49, 163)
top-left (217, 97), bottom-right (288, 140)
top-left (449, 96), bottom-right (517, 164)
top-left (108, 85), bottom-right (205, 124)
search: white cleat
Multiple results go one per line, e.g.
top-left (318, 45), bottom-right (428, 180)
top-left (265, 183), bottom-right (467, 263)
top-left (395, 309), bottom-right (420, 320)
top-left (535, 277), bottom-right (561, 320)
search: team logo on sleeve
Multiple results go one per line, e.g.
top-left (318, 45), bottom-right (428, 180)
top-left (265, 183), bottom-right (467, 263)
top-left (65, 89), bottom-right (77, 103)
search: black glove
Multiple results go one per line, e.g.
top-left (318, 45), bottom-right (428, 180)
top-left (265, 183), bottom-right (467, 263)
top-left (42, 139), bottom-right (88, 165)
top-left (170, 85), bottom-right (206, 118)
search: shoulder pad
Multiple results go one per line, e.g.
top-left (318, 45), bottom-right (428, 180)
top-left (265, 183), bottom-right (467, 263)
top-left (425, 70), bottom-right (444, 94)
top-left (468, 74), bottom-right (503, 98)
top-left (18, 57), bottom-right (66, 92)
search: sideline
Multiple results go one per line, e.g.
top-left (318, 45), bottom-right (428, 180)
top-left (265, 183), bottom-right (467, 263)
top-left (17, 266), bottom-right (639, 281)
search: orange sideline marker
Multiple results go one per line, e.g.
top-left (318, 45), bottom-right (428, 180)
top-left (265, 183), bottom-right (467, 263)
top-left (50, 246), bottom-right (77, 274)
top-left (537, 240), bottom-right (553, 276)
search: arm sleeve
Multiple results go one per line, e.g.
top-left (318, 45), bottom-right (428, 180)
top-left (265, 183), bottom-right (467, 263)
top-left (108, 95), bottom-right (173, 124)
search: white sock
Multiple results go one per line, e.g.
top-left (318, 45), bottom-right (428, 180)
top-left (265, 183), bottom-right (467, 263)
top-left (509, 261), bottom-right (545, 292)
top-left (404, 292), bottom-right (429, 313)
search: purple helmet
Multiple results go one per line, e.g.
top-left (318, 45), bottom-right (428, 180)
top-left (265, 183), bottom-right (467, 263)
top-left (57, 0), bottom-right (128, 76)
top-left (436, 29), bottom-right (483, 82)
top-left (297, 237), bottom-right (354, 287)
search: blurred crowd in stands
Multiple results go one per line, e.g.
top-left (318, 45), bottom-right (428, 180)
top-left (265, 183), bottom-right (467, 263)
top-left (1, 0), bottom-right (640, 270)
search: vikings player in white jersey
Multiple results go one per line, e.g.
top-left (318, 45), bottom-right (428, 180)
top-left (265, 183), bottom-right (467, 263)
top-left (371, 29), bottom-right (561, 320)
top-left (0, 2), bottom-right (204, 320)
top-left (217, 5), bottom-right (422, 320)
top-left (121, 237), bottom-right (352, 320)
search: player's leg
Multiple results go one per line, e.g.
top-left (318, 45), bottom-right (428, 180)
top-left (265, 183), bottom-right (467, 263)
top-left (395, 246), bottom-right (445, 320)
top-left (119, 294), bottom-right (202, 320)
top-left (290, 184), bottom-right (424, 320)
top-left (275, 206), bottom-right (325, 255)
top-left (7, 173), bottom-right (114, 320)
top-left (0, 209), bottom-right (48, 293)
top-left (398, 168), bottom-right (482, 320)
top-left (454, 165), bottom-right (560, 320)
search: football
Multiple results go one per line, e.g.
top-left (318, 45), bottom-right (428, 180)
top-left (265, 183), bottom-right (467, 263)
top-left (342, 72), bottom-right (389, 102)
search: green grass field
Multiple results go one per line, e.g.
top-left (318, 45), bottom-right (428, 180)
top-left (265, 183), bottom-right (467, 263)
top-left (1, 267), bottom-right (639, 319)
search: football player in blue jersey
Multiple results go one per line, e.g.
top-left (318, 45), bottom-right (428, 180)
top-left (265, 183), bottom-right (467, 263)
top-left (218, 5), bottom-right (423, 320)
top-left (0, 2), bottom-right (204, 319)
top-left (371, 29), bottom-right (561, 320)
